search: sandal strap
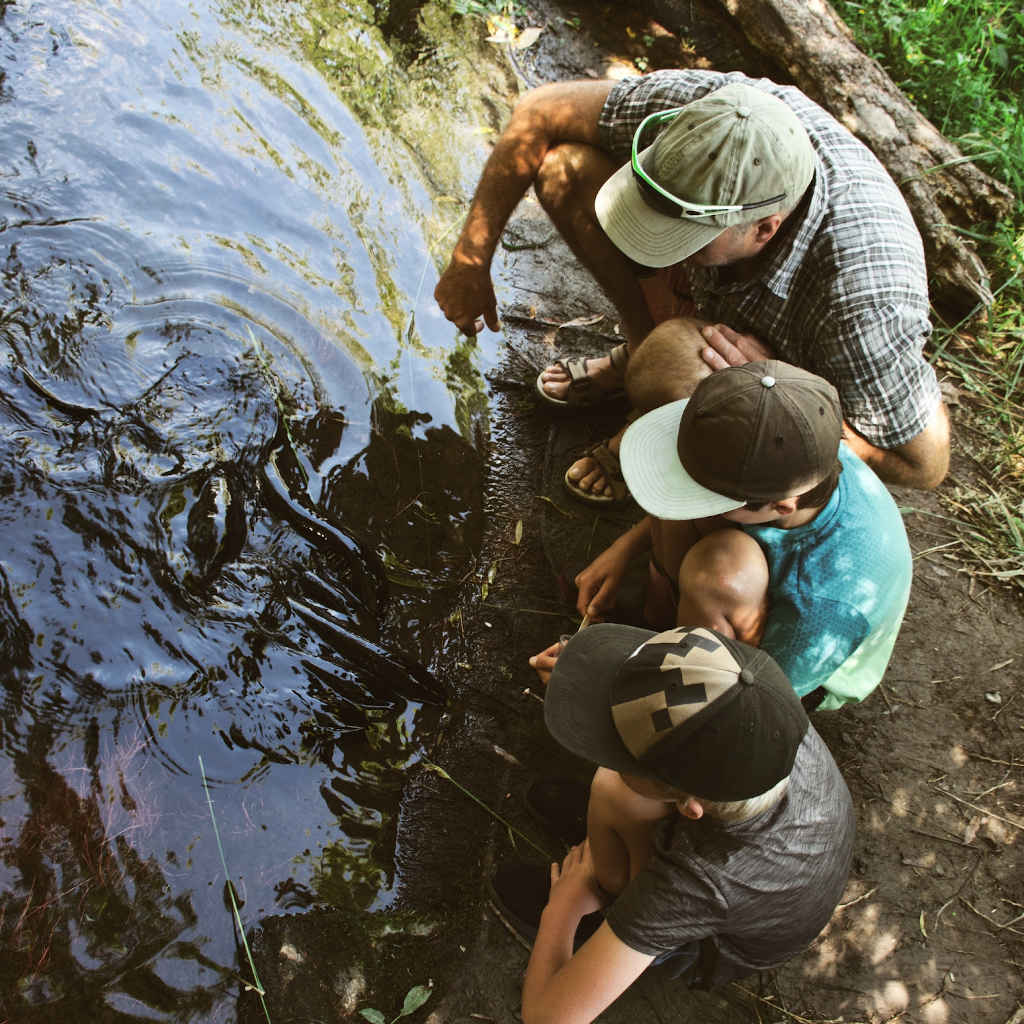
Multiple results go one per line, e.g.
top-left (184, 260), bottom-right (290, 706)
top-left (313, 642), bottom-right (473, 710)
top-left (608, 342), bottom-right (629, 373)
top-left (582, 440), bottom-right (628, 501)
top-left (562, 355), bottom-right (592, 384)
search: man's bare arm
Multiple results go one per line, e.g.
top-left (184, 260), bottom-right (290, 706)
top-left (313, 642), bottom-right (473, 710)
top-left (699, 322), bottom-right (951, 490)
top-left (435, 80), bottom-right (614, 335)
top-left (842, 400), bottom-right (950, 490)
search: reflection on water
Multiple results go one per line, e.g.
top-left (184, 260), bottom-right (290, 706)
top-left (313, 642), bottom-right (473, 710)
top-left (0, 0), bottom-right (495, 1017)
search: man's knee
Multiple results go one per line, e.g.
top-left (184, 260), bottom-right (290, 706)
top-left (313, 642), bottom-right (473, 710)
top-left (534, 143), bottom-right (615, 214)
top-left (625, 316), bottom-right (712, 411)
top-left (677, 529), bottom-right (769, 643)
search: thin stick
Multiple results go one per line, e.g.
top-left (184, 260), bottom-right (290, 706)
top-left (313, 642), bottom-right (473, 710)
top-left (933, 785), bottom-right (1024, 832)
top-left (198, 756), bottom-right (272, 1021)
top-left (838, 886), bottom-right (877, 910)
top-left (1003, 1004), bottom-right (1024, 1024)
top-left (907, 826), bottom-right (975, 848)
top-left (424, 761), bottom-right (550, 859)
top-left (961, 898), bottom-right (1024, 938)
top-left (963, 750), bottom-right (1023, 770)
top-left (993, 692), bottom-right (1017, 720)
top-left (731, 984), bottom-right (845, 1024)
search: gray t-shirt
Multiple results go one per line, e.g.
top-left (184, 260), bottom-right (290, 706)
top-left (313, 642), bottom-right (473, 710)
top-left (605, 727), bottom-right (855, 986)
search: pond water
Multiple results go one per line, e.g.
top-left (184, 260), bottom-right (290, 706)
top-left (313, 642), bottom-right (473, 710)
top-left (0, 0), bottom-right (503, 1017)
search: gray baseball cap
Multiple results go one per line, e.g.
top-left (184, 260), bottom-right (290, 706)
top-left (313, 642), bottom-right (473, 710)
top-left (596, 82), bottom-right (816, 268)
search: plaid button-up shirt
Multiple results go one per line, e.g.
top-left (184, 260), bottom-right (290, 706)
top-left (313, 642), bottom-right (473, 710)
top-left (599, 70), bottom-right (941, 449)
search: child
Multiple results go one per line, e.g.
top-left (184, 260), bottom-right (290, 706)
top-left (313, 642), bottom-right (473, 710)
top-left (496, 624), bottom-right (855, 1022)
top-left (533, 324), bottom-right (913, 711)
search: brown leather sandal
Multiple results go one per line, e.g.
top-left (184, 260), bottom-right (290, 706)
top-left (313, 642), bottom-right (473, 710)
top-left (563, 438), bottom-right (629, 505)
top-left (535, 342), bottom-right (629, 409)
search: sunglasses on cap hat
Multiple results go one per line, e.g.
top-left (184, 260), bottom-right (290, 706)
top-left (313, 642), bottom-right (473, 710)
top-left (630, 107), bottom-right (787, 220)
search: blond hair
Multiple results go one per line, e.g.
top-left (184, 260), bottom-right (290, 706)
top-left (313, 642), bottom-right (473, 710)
top-left (642, 773), bottom-right (791, 824)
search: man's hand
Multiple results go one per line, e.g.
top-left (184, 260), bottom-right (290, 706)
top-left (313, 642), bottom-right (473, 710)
top-left (434, 257), bottom-right (499, 336)
top-left (700, 323), bottom-right (774, 369)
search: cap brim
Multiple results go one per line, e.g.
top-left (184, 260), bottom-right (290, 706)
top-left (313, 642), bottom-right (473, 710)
top-left (545, 623), bottom-right (660, 777)
top-left (595, 158), bottom-right (725, 270)
top-left (620, 400), bottom-right (745, 520)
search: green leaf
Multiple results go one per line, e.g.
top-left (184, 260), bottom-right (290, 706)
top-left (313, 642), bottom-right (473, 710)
top-left (513, 519), bottom-right (523, 545)
top-left (360, 1009), bottom-right (387, 1024)
top-left (399, 984), bottom-right (433, 1016)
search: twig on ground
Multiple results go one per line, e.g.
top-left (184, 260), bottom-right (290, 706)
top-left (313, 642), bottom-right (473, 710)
top-left (423, 760), bottom-right (550, 859)
top-left (993, 692), bottom-right (1017, 720)
top-left (933, 784), bottom-right (1024, 832)
top-left (730, 984), bottom-right (845, 1024)
top-left (935, 853), bottom-right (982, 928)
top-left (908, 826), bottom-right (975, 848)
top-left (969, 774), bottom-right (1013, 800)
top-left (535, 495), bottom-right (573, 518)
top-left (878, 685), bottom-right (897, 714)
top-left (838, 886), bottom-right (878, 910)
top-left (964, 749), bottom-right (1024, 770)
top-left (881, 686), bottom-right (929, 710)
top-left (961, 898), bottom-right (1024, 938)
top-left (483, 603), bottom-right (572, 618)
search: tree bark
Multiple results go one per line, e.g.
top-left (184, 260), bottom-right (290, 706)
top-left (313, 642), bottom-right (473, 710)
top-left (650, 0), bottom-right (1015, 319)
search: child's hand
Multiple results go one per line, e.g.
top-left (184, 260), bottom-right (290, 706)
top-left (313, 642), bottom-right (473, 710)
top-left (549, 840), bottom-right (605, 918)
top-left (575, 546), bottom-right (628, 620)
top-left (528, 639), bottom-right (564, 685)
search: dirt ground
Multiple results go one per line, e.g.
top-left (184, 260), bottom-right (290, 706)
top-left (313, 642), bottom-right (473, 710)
top-left (245, 3), bottom-right (1023, 1022)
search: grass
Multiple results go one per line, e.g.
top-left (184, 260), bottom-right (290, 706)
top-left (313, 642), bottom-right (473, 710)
top-left (834, 0), bottom-right (1024, 594)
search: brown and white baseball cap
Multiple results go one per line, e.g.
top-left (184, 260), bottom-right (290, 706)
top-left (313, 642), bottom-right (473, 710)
top-left (595, 82), bottom-right (816, 268)
top-left (544, 624), bottom-right (808, 801)
top-left (620, 360), bottom-right (842, 520)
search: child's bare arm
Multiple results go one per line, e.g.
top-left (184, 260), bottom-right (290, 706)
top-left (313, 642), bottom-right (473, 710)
top-left (575, 517), bottom-right (653, 619)
top-left (521, 843), bottom-right (654, 1024)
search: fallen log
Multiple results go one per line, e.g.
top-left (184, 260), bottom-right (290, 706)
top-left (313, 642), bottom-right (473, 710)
top-left (648, 0), bottom-right (1015, 319)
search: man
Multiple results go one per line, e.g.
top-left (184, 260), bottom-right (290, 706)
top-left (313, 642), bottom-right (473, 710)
top-left (492, 623), bottom-right (855, 1022)
top-left (532, 345), bottom-right (913, 711)
top-left (434, 70), bottom-right (949, 495)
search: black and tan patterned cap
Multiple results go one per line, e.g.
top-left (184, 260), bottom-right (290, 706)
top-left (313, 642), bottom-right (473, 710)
top-left (545, 623), bottom-right (808, 801)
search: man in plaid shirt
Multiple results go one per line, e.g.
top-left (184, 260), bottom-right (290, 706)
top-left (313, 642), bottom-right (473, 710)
top-left (435, 70), bottom-right (949, 493)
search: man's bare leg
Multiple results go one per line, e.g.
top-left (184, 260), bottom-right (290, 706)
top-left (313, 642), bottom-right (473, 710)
top-left (533, 143), bottom-right (655, 382)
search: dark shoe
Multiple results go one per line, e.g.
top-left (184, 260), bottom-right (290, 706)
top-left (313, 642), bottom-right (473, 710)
top-left (525, 777), bottom-right (589, 847)
top-left (489, 859), bottom-right (603, 950)
top-left (489, 860), bottom-right (550, 945)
